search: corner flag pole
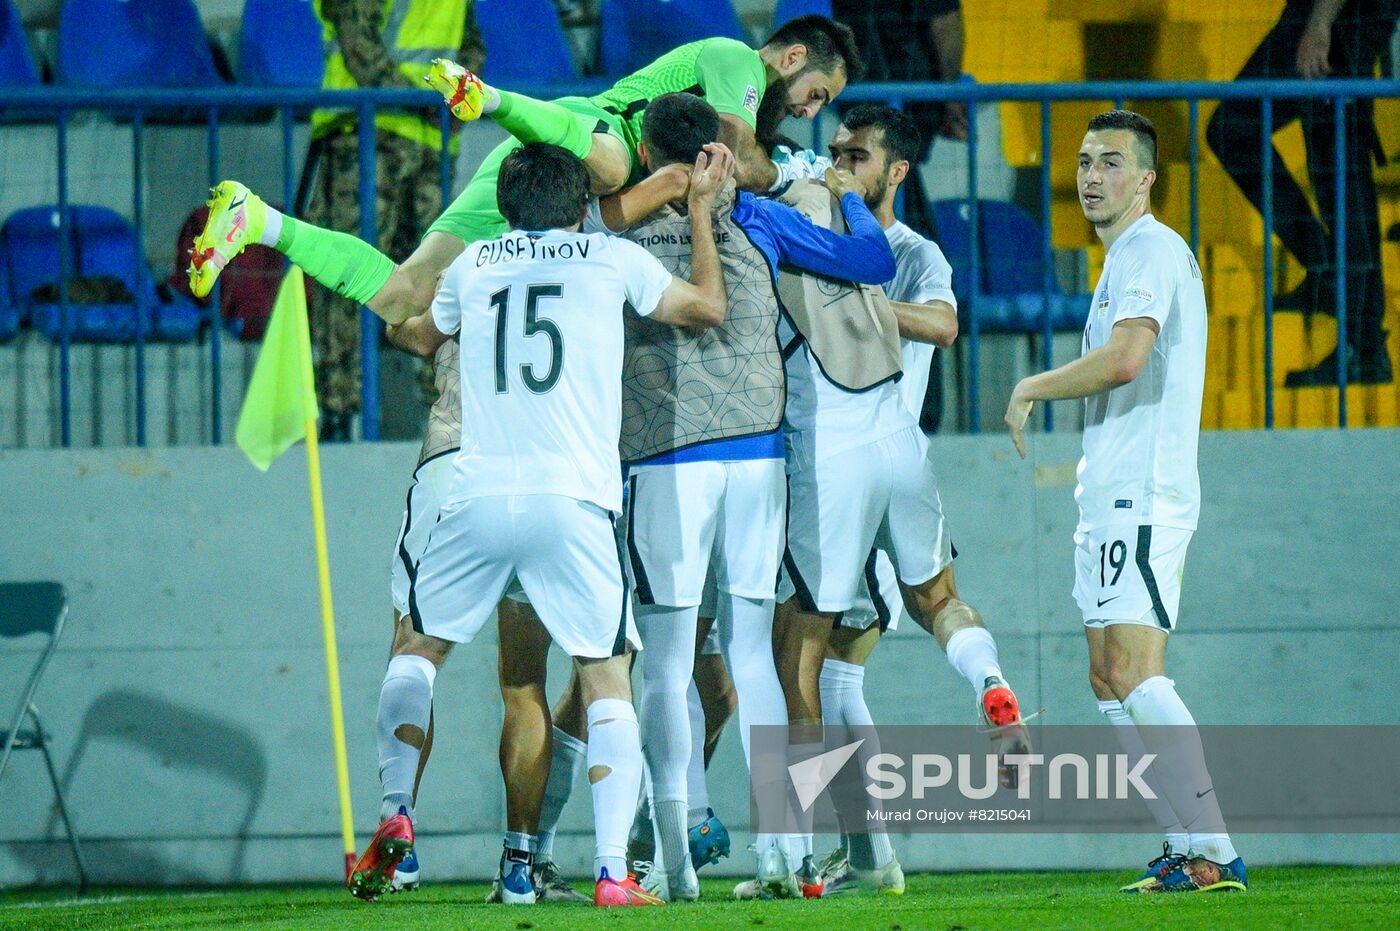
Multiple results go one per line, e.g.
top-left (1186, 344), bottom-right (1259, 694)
top-left (236, 265), bottom-right (357, 878)
top-left (303, 422), bottom-right (357, 879)
top-left (303, 422), bottom-right (358, 879)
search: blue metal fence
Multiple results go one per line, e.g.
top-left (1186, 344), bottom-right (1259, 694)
top-left (1, 77), bottom-right (1395, 445)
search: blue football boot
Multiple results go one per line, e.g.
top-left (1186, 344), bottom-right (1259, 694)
top-left (687, 808), bottom-right (731, 869)
top-left (1156, 855), bottom-right (1248, 893)
top-left (1119, 842), bottom-right (1186, 893)
top-left (390, 847), bottom-right (420, 892)
top-left (487, 851), bottom-right (537, 904)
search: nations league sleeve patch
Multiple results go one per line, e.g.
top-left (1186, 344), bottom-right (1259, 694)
top-left (744, 85), bottom-right (759, 114)
top-left (1124, 285), bottom-right (1154, 304)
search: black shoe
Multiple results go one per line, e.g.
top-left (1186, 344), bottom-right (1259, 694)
top-left (1284, 341), bottom-right (1393, 388)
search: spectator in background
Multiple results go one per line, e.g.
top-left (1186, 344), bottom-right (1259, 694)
top-left (832, 0), bottom-right (967, 431)
top-left (1207, 0), bottom-right (1398, 387)
top-left (308, 1), bottom-right (485, 440)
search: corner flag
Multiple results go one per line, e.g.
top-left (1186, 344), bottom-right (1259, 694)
top-left (236, 267), bottom-right (319, 470)
top-left (235, 266), bottom-right (357, 878)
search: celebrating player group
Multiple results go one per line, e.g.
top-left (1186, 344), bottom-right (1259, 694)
top-left (189, 13), bottom-right (1245, 907)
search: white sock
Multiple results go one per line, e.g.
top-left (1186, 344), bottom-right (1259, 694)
top-left (479, 80), bottom-right (502, 114)
top-left (652, 799), bottom-right (690, 882)
top-left (685, 679), bottom-right (709, 826)
top-left (536, 727), bottom-right (586, 862)
top-left (785, 740), bottom-right (823, 865)
top-left (637, 604), bottom-right (699, 877)
top-left (1098, 699), bottom-right (1188, 854)
top-left (717, 595), bottom-right (788, 857)
top-left (944, 626), bottom-right (1003, 693)
top-left (376, 654), bottom-right (435, 822)
top-left (820, 659), bottom-right (892, 869)
top-left (502, 830), bottom-right (535, 862)
top-left (819, 658), bottom-right (871, 727)
top-left (1121, 676), bottom-right (1238, 864)
top-left (257, 205), bottom-right (283, 248)
top-left (586, 698), bottom-right (643, 881)
top-left (716, 596), bottom-right (787, 766)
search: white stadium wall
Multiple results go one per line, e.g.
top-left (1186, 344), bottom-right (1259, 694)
top-left (1, 429), bottom-right (1398, 886)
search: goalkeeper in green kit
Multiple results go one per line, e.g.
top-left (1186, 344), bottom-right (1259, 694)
top-left (187, 15), bottom-right (863, 328)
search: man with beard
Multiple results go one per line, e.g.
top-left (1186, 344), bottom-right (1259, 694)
top-left (186, 15), bottom-right (863, 319)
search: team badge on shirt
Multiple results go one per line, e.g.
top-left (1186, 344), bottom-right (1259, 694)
top-left (744, 85), bottom-right (759, 114)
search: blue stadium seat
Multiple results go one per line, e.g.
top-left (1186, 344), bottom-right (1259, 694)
top-left (57, 0), bottom-right (222, 88)
top-left (238, 0), bottom-right (324, 87)
top-left (0, 206), bottom-right (201, 342)
top-left (930, 199), bottom-right (1089, 333)
top-left (476, 0), bottom-right (577, 83)
top-left (0, 0), bottom-right (39, 87)
top-left (771, 0), bottom-right (832, 33)
top-left (598, 0), bottom-right (745, 78)
top-left (0, 238), bottom-right (16, 342)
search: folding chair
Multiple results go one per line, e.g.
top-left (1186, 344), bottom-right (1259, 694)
top-left (0, 582), bottom-right (90, 891)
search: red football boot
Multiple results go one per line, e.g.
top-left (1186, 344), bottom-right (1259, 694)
top-left (979, 676), bottom-right (1034, 789)
top-left (347, 808), bottom-right (414, 901)
top-left (594, 867), bottom-right (665, 906)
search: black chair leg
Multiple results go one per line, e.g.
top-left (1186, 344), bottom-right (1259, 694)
top-left (40, 737), bottom-right (89, 893)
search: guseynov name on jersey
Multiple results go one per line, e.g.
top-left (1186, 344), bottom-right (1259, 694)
top-left (475, 236), bottom-right (595, 267)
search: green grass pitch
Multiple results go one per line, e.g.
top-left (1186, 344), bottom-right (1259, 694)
top-left (3, 867), bottom-right (1397, 930)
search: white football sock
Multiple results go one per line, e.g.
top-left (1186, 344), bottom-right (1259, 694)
top-left (535, 727), bottom-right (586, 862)
top-left (1121, 676), bottom-right (1238, 864)
top-left (785, 740), bottom-right (823, 865)
top-left (502, 830), bottom-right (535, 861)
top-left (944, 626), bottom-right (1003, 693)
top-left (716, 596), bottom-right (787, 765)
top-left (820, 659), bottom-right (892, 869)
top-left (685, 679), bottom-right (710, 825)
top-left (586, 698), bottom-right (643, 881)
top-left (1098, 698), bottom-right (1188, 854)
top-left (636, 604), bottom-right (699, 877)
top-left (376, 654), bottom-right (435, 822)
top-left (819, 658), bottom-right (872, 727)
top-left (257, 205), bottom-right (283, 248)
top-left (717, 594), bottom-right (789, 857)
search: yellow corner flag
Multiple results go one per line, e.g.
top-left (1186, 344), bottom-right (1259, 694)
top-left (235, 266), bottom-right (358, 878)
top-left (236, 267), bottom-right (319, 470)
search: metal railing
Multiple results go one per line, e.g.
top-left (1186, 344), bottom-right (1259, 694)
top-left (1, 77), bottom-right (1395, 445)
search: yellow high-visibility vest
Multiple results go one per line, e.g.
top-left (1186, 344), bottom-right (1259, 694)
top-left (312, 0), bottom-right (465, 151)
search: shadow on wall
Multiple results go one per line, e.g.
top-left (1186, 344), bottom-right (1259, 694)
top-left (13, 688), bottom-right (267, 885)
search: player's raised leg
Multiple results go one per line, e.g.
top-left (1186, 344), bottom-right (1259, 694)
top-left (426, 59), bottom-right (631, 195)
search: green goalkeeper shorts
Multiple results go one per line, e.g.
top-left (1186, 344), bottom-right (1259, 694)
top-left (426, 97), bottom-right (629, 246)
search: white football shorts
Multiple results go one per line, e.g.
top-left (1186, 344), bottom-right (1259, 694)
top-left (391, 452), bottom-right (454, 617)
top-left (408, 494), bottom-right (640, 658)
top-left (1074, 524), bottom-right (1192, 631)
top-left (781, 426), bottom-right (949, 614)
top-left (624, 458), bottom-right (785, 608)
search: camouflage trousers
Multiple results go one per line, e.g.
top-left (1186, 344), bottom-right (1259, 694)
top-left (305, 129), bottom-right (450, 418)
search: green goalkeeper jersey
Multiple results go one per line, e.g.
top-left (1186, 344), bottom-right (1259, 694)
top-left (590, 38), bottom-right (768, 158)
top-left (428, 38), bottom-right (767, 246)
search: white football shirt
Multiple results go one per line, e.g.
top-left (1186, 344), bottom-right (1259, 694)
top-left (1075, 214), bottom-right (1207, 532)
top-left (883, 221), bottom-right (957, 418)
top-left (431, 229), bottom-right (673, 513)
